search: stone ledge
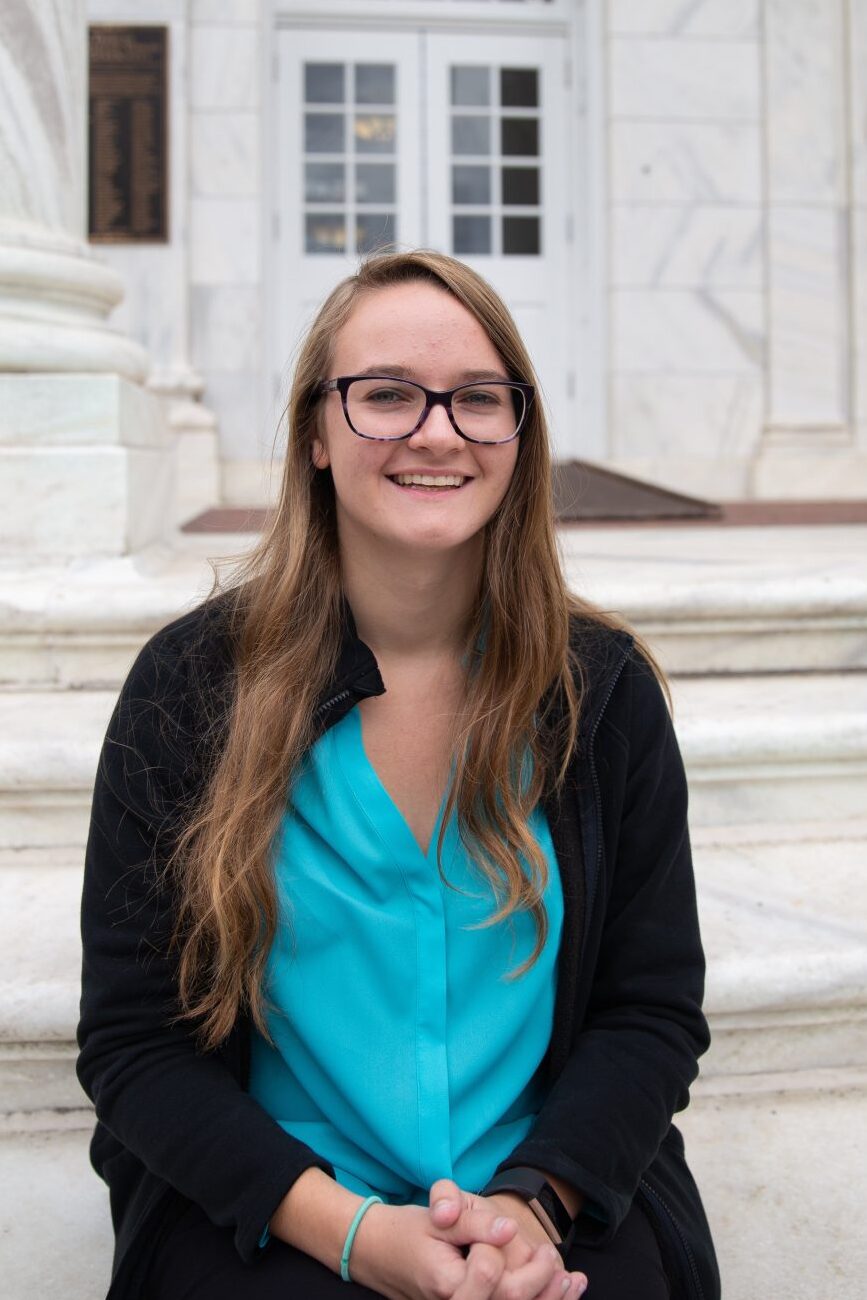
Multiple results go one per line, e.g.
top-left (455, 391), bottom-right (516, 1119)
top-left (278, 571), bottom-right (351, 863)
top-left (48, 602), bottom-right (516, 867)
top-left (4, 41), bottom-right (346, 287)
top-left (2, 524), bottom-right (867, 687)
top-left (1, 826), bottom-right (864, 1115)
top-left (2, 673), bottom-right (865, 847)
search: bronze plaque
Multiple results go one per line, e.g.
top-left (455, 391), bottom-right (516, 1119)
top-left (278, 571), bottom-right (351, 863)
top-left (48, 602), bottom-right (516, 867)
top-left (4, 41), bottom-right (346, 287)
top-left (88, 25), bottom-right (168, 242)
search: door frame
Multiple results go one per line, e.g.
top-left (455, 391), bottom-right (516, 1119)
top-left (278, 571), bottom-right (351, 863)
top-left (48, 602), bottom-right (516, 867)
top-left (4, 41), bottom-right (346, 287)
top-left (262, 0), bottom-right (608, 463)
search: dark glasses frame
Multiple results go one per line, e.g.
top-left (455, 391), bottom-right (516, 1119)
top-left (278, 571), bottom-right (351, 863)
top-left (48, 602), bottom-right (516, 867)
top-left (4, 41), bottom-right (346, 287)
top-left (316, 375), bottom-right (535, 444)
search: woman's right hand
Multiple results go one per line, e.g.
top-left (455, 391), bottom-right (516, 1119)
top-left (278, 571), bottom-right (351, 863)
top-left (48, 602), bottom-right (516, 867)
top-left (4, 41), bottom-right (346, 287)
top-left (348, 1195), bottom-right (579, 1300)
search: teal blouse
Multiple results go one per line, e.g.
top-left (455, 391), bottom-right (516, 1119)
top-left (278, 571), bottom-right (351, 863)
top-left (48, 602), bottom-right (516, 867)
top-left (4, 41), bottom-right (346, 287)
top-left (249, 703), bottom-right (563, 1211)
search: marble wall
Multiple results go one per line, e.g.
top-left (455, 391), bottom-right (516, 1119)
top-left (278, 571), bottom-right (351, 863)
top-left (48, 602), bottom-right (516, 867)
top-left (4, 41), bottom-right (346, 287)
top-left (849, 0), bottom-right (867, 458)
top-left (84, 0), bottom-right (867, 503)
top-left (606, 0), bottom-right (765, 499)
top-left (187, 0), bottom-right (265, 488)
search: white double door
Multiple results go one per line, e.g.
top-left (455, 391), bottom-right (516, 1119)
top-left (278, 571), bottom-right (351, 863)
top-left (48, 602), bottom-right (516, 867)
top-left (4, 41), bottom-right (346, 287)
top-left (273, 25), bottom-right (577, 456)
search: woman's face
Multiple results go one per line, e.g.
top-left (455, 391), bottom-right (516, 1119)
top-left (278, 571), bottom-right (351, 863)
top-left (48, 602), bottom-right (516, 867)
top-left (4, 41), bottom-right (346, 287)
top-left (312, 281), bottom-right (520, 560)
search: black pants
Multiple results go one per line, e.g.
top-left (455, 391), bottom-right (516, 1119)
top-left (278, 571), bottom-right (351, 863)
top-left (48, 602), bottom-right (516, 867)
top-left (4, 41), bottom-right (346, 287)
top-left (144, 1197), bottom-right (670, 1300)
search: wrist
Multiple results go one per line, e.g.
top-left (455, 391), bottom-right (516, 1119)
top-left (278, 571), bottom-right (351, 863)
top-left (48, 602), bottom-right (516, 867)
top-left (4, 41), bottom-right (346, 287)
top-left (342, 1200), bottom-right (397, 1291)
top-left (480, 1167), bottom-right (584, 1251)
top-left (484, 1191), bottom-right (553, 1248)
top-left (270, 1167), bottom-right (369, 1275)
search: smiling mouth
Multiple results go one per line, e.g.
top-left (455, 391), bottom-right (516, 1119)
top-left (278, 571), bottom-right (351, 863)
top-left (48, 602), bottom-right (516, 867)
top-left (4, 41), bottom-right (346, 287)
top-left (387, 474), bottom-right (469, 491)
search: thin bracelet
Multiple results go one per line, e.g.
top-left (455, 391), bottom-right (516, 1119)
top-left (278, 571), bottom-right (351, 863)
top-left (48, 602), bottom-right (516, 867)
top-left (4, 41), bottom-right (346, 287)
top-left (340, 1195), bottom-right (384, 1282)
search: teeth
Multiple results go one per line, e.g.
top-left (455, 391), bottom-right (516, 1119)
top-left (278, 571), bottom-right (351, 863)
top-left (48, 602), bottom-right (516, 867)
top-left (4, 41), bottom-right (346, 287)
top-left (393, 474), bottom-right (465, 487)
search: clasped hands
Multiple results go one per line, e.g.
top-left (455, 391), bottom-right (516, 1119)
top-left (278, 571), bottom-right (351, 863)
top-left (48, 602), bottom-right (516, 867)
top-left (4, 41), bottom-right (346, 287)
top-left (350, 1176), bottom-right (588, 1300)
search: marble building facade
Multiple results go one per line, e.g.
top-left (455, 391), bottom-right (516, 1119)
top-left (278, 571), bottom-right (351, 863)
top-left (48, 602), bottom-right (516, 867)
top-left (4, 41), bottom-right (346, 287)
top-left (79, 0), bottom-right (867, 514)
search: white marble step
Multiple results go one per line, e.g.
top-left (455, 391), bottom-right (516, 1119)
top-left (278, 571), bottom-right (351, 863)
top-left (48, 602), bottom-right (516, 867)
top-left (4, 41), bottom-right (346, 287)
top-left (1, 670), bottom-right (865, 854)
top-left (0, 1127), bottom-right (112, 1299)
top-left (2, 523), bottom-right (866, 688)
top-left (1, 825), bottom-right (866, 1300)
top-left (560, 522), bottom-right (867, 675)
top-left (1, 824), bottom-right (865, 1120)
top-left (2, 1084), bottom-right (866, 1300)
top-left (672, 670), bottom-right (867, 825)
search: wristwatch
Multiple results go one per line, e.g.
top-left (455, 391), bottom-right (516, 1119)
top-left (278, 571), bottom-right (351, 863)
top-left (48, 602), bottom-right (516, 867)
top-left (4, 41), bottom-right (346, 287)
top-left (479, 1167), bottom-right (577, 1256)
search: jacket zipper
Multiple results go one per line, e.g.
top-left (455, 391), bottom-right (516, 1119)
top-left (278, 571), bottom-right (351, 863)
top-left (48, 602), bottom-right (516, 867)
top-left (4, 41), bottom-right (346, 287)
top-left (638, 1177), bottom-right (705, 1300)
top-left (588, 651), bottom-right (705, 1300)
top-left (314, 686), bottom-right (352, 721)
top-left (584, 645), bottom-right (630, 936)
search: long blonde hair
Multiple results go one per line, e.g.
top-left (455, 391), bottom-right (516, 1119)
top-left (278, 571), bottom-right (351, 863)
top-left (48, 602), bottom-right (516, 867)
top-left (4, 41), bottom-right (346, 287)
top-left (170, 250), bottom-right (667, 1049)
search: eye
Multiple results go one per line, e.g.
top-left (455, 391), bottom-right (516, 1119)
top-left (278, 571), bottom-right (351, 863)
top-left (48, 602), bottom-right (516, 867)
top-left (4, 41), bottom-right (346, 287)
top-left (456, 386), bottom-right (504, 408)
top-left (362, 386), bottom-right (413, 404)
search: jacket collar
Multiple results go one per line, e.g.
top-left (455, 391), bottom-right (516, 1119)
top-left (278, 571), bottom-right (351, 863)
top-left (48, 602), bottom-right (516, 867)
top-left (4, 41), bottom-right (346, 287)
top-left (320, 597), bottom-right (634, 742)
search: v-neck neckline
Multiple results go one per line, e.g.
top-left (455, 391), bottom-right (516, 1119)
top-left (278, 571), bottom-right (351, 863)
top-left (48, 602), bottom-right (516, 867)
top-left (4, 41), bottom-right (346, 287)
top-left (336, 705), bottom-right (458, 867)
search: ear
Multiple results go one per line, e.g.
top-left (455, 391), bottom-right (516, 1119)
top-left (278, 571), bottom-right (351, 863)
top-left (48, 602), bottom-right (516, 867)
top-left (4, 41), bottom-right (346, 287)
top-left (311, 437), bottom-right (330, 470)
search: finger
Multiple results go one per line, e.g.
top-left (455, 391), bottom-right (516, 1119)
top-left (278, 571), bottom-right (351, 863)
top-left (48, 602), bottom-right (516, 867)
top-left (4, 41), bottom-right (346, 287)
top-left (538, 1268), bottom-right (592, 1300)
top-left (530, 1252), bottom-right (588, 1300)
top-left (451, 1242), bottom-right (506, 1300)
top-left (434, 1199), bottom-right (519, 1250)
top-left (493, 1240), bottom-right (565, 1300)
top-left (429, 1177), bottom-right (463, 1228)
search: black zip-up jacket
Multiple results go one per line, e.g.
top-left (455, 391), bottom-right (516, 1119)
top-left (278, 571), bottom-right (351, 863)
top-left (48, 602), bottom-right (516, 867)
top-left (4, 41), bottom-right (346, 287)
top-left (76, 596), bottom-right (720, 1300)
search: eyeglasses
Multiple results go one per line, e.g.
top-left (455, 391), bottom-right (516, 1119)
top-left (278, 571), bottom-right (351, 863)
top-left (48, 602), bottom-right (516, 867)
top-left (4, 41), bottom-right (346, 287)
top-left (316, 375), bottom-right (534, 444)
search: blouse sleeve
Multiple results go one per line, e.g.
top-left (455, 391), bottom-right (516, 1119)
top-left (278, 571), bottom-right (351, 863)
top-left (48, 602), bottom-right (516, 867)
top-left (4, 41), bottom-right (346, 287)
top-left (75, 622), bottom-right (335, 1263)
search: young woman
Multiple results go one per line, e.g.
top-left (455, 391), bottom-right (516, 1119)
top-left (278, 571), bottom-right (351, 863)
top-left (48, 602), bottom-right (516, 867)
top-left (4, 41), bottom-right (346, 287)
top-left (77, 251), bottom-right (719, 1300)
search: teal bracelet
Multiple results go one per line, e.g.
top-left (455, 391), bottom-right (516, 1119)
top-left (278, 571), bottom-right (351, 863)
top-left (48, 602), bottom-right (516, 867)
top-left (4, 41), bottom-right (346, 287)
top-left (340, 1195), bottom-right (384, 1282)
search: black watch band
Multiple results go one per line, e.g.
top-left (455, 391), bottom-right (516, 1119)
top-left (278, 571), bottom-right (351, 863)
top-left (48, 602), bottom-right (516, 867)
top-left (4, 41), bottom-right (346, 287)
top-left (479, 1167), bottom-right (576, 1255)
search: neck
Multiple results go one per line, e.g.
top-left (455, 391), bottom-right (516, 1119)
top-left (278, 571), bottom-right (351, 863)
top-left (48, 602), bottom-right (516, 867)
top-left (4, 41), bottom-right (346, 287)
top-left (339, 530), bottom-right (483, 661)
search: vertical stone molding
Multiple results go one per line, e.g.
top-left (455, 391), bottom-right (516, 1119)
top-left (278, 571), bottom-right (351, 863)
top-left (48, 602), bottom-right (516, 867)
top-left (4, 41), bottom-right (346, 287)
top-left (0, 0), bottom-right (147, 377)
top-left (753, 0), bottom-right (867, 496)
top-left (849, 0), bottom-right (867, 457)
top-left (87, 0), bottom-right (220, 523)
top-left (0, 0), bottom-right (176, 557)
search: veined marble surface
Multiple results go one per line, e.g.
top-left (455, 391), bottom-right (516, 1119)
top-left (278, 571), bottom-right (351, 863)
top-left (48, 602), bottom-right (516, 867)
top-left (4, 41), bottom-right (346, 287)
top-left (610, 206), bottom-right (763, 290)
top-left (608, 0), bottom-right (759, 38)
top-left (0, 1), bottom-right (85, 237)
top-left (609, 37), bottom-right (760, 121)
top-left (764, 0), bottom-right (847, 205)
top-left (610, 373), bottom-right (762, 460)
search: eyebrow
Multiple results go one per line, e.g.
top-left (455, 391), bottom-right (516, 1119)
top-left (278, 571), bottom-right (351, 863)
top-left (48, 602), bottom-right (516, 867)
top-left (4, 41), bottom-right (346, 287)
top-left (354, 364), bottom-right (510, 383)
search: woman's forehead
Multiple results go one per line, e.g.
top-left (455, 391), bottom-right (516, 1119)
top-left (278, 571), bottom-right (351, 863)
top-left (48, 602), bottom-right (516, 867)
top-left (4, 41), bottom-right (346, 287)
top-left (332, 281), bottom-right (503, 368)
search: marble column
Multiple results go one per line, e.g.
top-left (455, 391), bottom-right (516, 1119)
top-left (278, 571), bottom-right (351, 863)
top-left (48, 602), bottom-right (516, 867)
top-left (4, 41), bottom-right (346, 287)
top-left (87, 0), bottom-right (220, 526)
top-left (849, 0), bottom-right (867, 461)
top-left (751, 0), bottom-right (867, 497)
top-left (0, 0), bottom-right (175, 557)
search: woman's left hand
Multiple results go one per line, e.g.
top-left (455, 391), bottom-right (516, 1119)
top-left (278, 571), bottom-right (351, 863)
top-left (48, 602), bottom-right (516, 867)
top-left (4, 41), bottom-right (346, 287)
top-left (427, 1179), bottom-right (588, 1299)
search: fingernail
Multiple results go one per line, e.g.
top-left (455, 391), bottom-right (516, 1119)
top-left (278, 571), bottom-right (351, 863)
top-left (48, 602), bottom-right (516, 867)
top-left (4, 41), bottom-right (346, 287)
top-left (433, 1198), bottom-right (455, 1214)
top-left (560, 1280), bottom-right (571, 1294)
top-left (574, 1279), bottom-right (588, 1297)
top-left (492, 1215), bottom-right (512, 1233)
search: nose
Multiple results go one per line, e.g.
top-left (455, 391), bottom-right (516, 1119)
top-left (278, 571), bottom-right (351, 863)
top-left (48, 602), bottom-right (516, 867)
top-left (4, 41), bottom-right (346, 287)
top-left (408, 401), bottom-right (463, 448)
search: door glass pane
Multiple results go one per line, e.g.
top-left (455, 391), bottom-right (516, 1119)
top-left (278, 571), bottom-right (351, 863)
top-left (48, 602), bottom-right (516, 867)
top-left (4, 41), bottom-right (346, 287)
top-left (502, 166), bottom-right (539, 205)
top-left (306, 213), bottom-right (347, 254)
top-left (447, 61), bottom-right (542, 257)
top-left (356, 64), bottom-right (395, 105)
top-left (305, 63), bottom-right (345, 104)
top-left (501, 117), bottom-right (539, 157)
top-left (301, 59), bottom-right (399, 257)
top-left (500, 68), bottom-right (538, 108)
top-left (503, 216), bottom-right (540, 255)
top-left (451, 66), bottom-right (490, 107)
top-left (355, 113), bottom-right (396, 153)
top-left (305, 113), bottom-right (345, 153)
top-left (355, 163), bottom-right (396, 204)
top-left (453, 215), bottom-right (491, 254)
top-left (452, 165), bottom-right (491, 205)
top-left (452, 116), bottom-right (491, 155)
top-left (305, 162), bottom-right (345, 202)
top-left (357, 212), bottom-right (396, 254)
